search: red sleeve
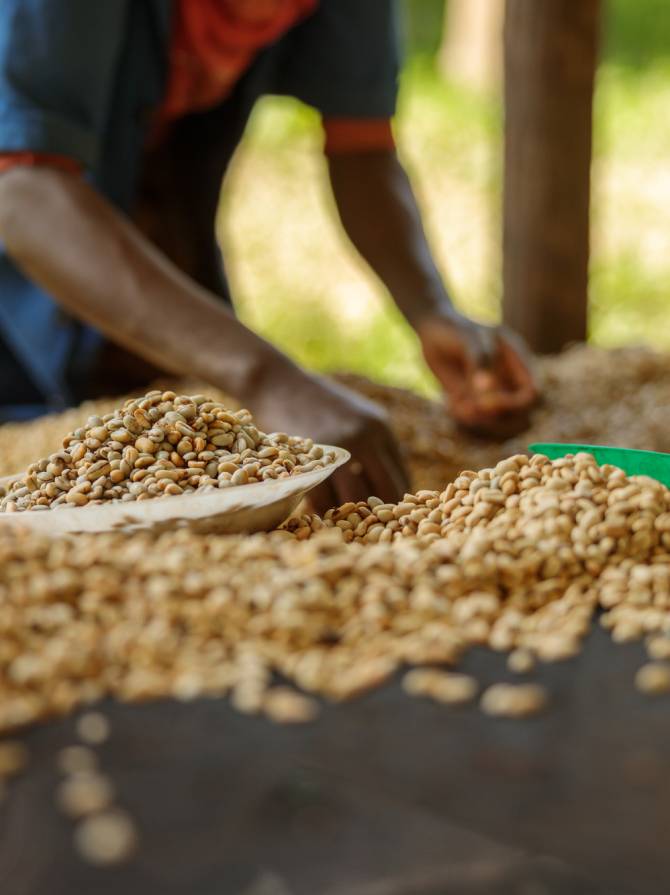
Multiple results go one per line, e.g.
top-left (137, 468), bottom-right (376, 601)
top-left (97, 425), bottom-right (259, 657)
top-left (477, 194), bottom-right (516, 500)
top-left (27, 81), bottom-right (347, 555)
top-left (322, 118), bottom-right (395, 155)
top-left (0, 152), bottom-right (82, 175)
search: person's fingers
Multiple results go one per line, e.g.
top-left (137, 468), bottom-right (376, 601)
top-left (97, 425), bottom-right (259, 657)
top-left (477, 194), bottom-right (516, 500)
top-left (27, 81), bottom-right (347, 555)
top-left (452, 367), bottom-right (529, 418)
top-left (431, 355), bottom-right (478, 414)
top-left (496, 332), bottom-right (539, 396)
top-left (467, 324), bottom-right (498, 369)
top-left (462, 332), bottom-right (538, 415)
top-left (451, 386), bottom-right (531, 429)
top-left (449, 389), bottom-right (486, 423)
top-left (457, 407), bottom-right (532, 439)
top-left (471, 368), bottom-right (499, 396)
top-left (441, 325), bottom-right (501, 405)
top-left (498, 325), bottom-right (535, 366)
top-left (422, 318), bottom-right (538, 431)
top-left (475, 387), bottom-right (534, 414)
top-left (427, 344), bottom-right (466, 383)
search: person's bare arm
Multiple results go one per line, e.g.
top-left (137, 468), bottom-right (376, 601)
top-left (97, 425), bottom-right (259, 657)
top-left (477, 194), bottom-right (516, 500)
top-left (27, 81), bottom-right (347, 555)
top-left (328, 149), bottom-right (452, 328)
top-left (0, 166), bottom-right (285, 398)
top-left (327, 150), bottom-right (538, 433)
top-left (0, 166), bottom-right (409, 507)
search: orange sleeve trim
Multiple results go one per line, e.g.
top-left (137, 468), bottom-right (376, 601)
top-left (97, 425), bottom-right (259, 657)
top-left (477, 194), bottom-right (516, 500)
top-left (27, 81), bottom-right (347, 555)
top-left (323, 118), bottom-right (395, 155)
top-left (0, 152), bottom-right (82, 175)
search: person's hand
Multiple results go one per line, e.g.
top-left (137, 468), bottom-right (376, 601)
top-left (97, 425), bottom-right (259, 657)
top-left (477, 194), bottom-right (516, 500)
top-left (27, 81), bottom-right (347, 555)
top-left (416, 312), bottom-right (539, 437)
top-left (252, 372), bottom-right (410, 515)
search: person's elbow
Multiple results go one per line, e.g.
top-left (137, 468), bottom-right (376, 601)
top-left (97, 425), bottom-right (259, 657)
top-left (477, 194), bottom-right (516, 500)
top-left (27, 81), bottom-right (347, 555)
top-left (0, 166), bottom-right (74, 255)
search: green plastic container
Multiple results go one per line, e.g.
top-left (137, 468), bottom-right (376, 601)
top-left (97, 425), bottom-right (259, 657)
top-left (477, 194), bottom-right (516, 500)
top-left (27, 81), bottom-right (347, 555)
top-left (528, 443), bottom-right (670, 488)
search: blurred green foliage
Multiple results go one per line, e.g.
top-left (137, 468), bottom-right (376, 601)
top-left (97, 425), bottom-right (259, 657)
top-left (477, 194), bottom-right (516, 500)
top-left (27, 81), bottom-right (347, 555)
top-left (604, 0), bottom-right (670, 70)
top-left (402, 0), bottom-right (670, 68)
top-left (401, 0), bottom-right (444, 57)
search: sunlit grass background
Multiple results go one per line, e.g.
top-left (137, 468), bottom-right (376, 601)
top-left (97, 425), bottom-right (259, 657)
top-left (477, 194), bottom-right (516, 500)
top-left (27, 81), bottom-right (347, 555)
top-left (218, 0), bottom-right (670, 398)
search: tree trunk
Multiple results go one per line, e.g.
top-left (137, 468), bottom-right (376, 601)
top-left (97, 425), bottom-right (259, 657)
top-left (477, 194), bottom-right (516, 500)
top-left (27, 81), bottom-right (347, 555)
top-left (439, 0), bottom-right (505, 92)
top-left (502, 0), bottom-right (600, 354)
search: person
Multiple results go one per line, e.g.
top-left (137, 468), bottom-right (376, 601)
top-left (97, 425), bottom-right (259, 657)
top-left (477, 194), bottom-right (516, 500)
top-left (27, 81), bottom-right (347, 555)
top-left (0, 0), bottom-right (537, 510)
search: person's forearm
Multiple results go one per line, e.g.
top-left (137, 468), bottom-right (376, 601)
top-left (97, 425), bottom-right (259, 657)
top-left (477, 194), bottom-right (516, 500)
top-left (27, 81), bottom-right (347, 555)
top-left (327, 150), bottom-right (455, 328)
top-left (0, 167), bottom-right (302, 404)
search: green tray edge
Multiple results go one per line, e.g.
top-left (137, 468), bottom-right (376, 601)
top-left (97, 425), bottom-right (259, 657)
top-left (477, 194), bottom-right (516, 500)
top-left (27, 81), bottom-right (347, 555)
top-left (528, 443), bottom-right (670, 488)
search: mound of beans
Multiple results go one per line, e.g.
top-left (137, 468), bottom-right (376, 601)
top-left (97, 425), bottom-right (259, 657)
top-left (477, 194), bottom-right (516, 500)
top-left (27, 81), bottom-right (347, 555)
top-left (1, 452), bottom-right (670, 738)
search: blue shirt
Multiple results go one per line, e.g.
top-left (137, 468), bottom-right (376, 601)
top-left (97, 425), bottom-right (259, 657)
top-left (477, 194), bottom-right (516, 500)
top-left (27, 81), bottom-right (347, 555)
top-left (0, 0), bottom-right (400, 421)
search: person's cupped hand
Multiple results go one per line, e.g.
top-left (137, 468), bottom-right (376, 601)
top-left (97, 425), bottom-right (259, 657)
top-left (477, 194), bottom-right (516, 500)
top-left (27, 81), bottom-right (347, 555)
top-left (417, 311), bottom-right (539, 438)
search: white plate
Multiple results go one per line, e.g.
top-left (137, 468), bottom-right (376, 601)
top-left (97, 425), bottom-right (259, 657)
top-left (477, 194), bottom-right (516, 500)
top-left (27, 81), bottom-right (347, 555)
top-left (0, 445), bottom-right (350, 536)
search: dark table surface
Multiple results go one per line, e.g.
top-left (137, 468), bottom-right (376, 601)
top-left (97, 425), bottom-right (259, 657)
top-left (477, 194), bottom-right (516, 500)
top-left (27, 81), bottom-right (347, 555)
top-left (1, 626), bottom-right (668, 895)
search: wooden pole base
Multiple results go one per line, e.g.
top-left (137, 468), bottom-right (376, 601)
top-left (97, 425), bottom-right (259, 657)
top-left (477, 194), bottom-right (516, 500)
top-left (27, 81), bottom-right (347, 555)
top-left (502, 0), bottom-right (600, 354)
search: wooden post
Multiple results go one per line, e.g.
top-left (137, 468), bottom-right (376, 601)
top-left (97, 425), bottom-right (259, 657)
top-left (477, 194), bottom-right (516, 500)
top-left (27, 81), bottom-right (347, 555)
top-left (502, 0), bottom-right (600, 354)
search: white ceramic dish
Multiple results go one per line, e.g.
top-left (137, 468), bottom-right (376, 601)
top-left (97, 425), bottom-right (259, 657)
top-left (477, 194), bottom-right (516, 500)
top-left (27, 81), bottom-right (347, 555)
top-left (0, 445), bottom-right (350, 536)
